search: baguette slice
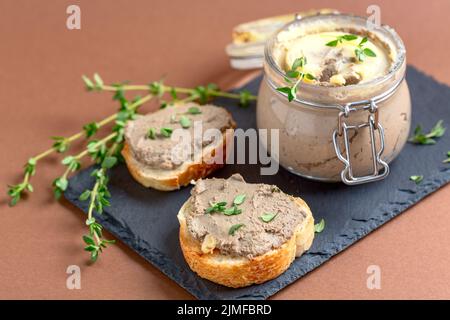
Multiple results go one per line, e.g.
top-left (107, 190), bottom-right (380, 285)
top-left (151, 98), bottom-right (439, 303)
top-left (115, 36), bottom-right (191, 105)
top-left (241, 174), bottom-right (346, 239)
top-left (122, 108), bottom-right (236, 191)
top-left (177, 196), bottom-right (315, 288)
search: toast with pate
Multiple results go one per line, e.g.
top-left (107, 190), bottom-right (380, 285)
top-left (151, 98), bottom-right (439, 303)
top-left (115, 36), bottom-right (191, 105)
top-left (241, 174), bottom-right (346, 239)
top-left (177, 174), bottom-right (315, 288)
top-left (122, 103), bottom-right (236, 191)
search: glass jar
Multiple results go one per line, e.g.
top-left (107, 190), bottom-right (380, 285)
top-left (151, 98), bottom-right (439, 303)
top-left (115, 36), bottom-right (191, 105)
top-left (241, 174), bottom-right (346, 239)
top-left (257, 13), bottom-right (410, 184)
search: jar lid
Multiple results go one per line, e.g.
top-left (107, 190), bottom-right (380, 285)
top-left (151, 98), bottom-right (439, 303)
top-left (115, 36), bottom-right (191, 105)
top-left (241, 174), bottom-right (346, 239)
top-left (225, 9), bottom-right (339, 70)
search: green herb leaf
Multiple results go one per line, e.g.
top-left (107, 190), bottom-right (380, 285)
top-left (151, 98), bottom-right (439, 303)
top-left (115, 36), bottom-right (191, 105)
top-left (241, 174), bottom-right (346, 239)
top-left (187, 106), bottom-right (202, 115)
top-left (359, 37), bottom-right (368, 45)
top-left (147, 127), bottom-right (156, 139)
top-left (91, 250), bottom-right (99, 262)
top-left (233, 194), bottom-right (246, 205)
top-left (101, 156), bottom-right (117, 169)
top-left (206, 201), bottom-right (227, 214)
top-left (342, 34), bottom-right (358, 41)
top-left (160, 127), bottom-right (173, 138)
top-left (79, 190), bottom-right (91, 201)
top-left (410, 175), bottom-right (424, 184)
top-left (239, 90), bottom-right (252, 108)
top-left (224, 205), bottom-right (242, 216)
top-left (326, 39), bottom-right (339, 47)
top-left (260, 212), bottom-right (278, 223)
top-left (304, 73), bottom-right (316, 80)
top-left (25, 158), bottom-right (37, 176)
top-left (61, 156), bottom-right (75, 166)
top-left (276, 87), bottom-right (291, 95)
top-left (355, 48), bottom-right (365, 62)
top-left (160, 101), bottom-right (168, 109)
top-left (81, 75), bottom-right (94, 91)
top-left (314, 219), bottom-right (325, 233)
top-left (443, 151), bottom-right (450, 163)
top-left (363, 48), bottom-right (377, 57)
top-left (229, 223), bottom-right (244, 236)
top-left (85, 217), bottom-right (96, 226)
top-left (83, 235), bottom-right (95, 246)
top-left (51, 136), bottom-right (69, 153)
top-left (170, 87), bottom-right (178, 100)
top-left (409, 120), bottom-right (446, 144)
top-left (54, 177), bottom-right (68, 191)
top-left (286, 70), bottom-right (300, 78)
top-left (93, 73), bottom-right (104, 90)
top-left (149, 81), bottom-right (164, 96)
top-left (289, 86), bottom-right (297, 101)
top-left (83, 122), bottom-right (99, 138)
top-left (429, 120), bottom-right (446, 138)
top-left (291, 57), bottom-right (306, 70)
top-left (179, 116), bottom-right (191, 129)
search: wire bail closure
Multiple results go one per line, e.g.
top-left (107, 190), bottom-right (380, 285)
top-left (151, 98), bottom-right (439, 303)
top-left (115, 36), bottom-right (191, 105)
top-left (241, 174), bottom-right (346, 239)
top-left (332, 100), bottom-right (389, 185)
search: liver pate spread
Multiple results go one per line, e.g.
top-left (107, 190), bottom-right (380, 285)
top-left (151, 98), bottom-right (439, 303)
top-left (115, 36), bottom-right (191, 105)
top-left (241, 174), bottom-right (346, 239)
top-left (184, 174), bottom-right (308, 258)
top-left (124, 103), bottom-right (233, 170)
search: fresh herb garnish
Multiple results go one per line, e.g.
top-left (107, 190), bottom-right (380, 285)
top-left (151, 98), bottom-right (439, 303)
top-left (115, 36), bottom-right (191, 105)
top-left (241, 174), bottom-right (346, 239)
top-left (409, 120), bottom-right (446, 145)
top-left (147, 127), bottom-right (156, 139)
top-left (444, 151), bottom-right (450, 164)
top-left (276, 56), bottom-right (316, 102)
top-left (187, 106), bottom-right (202, 115)
top-left (83, 122), bottom-right (100, 138)
top-left (314, 219), bottom-right (325, 233)
top-left (326, 35), bottom-right (376, 62)
top-left (410, 175), bottom-right (424, 184)
top-left (260, 212), bottom-right (277, 223)
top-left (325, 34), bottom-right (358, 47)
top-left (7, 73), bottom-right (256, 263)
top-left (229, 223), bottom-right (245, 236)
top-left (179, 116), bottom-right (191, 128)
top-left (206, 201), bottom-right (227, 214)
top-left (233, 194), bottom-right (246, 205)
top-left (239, 90), bottom-right (252, 108)
top-left (224, 205), bottom-right (242, 216)
top-left (160, 127), bottom-right (173, 138)
top-left (354, 37), bottom-right (376, 62)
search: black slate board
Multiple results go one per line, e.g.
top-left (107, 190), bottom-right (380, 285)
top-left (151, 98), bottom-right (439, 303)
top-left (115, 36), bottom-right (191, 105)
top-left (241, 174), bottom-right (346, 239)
top-left (65, 66), bottom-right (450, 300)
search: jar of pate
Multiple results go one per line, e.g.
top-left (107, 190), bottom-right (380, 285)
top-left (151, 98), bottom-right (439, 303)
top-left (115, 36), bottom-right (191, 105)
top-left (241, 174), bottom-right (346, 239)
top-left (257, 13), bottom-right (410, 184)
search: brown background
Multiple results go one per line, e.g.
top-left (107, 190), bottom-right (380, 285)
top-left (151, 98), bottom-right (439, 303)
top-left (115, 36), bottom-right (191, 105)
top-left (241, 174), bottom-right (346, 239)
top-left (1, 0), bottom-right (449, 299)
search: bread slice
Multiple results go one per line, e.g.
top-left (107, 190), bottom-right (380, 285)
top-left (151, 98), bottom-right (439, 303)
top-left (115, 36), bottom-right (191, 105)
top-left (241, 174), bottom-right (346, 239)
top-left (122, 114), bottom-right (235, 191)
top-left (177, 196), bottom-right (315, 288)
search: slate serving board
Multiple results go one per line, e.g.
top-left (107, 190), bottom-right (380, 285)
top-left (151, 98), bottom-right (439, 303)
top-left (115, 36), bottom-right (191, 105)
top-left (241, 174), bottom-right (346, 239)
top-left (65, 66), bottom-right (450, 300)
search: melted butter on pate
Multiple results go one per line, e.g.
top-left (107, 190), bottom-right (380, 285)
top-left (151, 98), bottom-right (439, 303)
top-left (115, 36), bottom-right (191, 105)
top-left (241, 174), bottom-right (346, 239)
top-left (282, 31), bottom-right (392, 86)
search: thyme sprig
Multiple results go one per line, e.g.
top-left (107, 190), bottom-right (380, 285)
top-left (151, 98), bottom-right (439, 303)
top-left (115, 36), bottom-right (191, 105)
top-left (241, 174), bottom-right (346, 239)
top-left (325, 34), bottom-right (358, 47)
top-left (7, 73), bottom-right (256, 263)
top-left (409, 120), bottom-right (446, 145)
top-left (326, 35), bottom-right (376, 62)
top-left (276, 56), bottom-right (316, 102)
top-left (354, 37), bottom-right (377, 62)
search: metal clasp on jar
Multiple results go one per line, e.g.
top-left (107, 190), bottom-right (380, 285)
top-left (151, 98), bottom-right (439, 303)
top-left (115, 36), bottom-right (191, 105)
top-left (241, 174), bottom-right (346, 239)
top-left (332, 100), bottom-right (389, 185)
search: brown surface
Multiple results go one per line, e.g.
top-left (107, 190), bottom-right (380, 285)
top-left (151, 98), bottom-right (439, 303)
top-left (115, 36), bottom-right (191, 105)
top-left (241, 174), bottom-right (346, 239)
top-left (0, 0), bottom-right (449, 299)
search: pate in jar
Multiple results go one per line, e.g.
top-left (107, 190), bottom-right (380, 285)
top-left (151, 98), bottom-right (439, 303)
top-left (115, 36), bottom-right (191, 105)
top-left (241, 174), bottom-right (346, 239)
top-left (257, 14), bottom-right (410, 184)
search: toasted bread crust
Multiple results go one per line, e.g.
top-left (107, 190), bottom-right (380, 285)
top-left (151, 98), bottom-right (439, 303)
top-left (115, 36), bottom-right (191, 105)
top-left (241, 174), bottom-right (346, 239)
top-left (178, 197), bottom-right (315, 288)
top-left (122, 125), bottom-right (235, 191)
